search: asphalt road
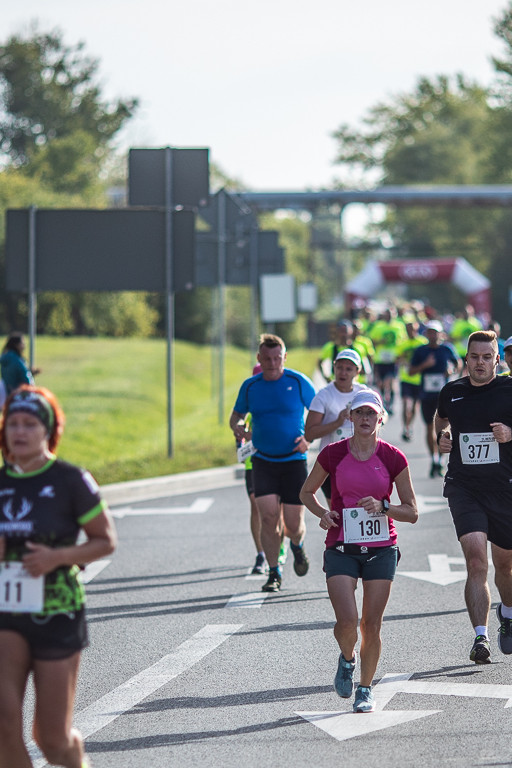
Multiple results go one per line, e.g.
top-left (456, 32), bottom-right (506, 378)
top-left (25, 403), bottom-right (512, 768)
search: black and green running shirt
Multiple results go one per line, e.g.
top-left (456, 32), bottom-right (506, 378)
top-left (0, 457), bottom-right (107, 615)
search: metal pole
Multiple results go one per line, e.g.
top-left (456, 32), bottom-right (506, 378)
top-left (217, 190), bottom-right (227, 424)
top-left (164, 148), bottom-right (174, 458)
top-left (210, 290), bottom-right (217, 401)
top-left (338, 204), bottom-right (349, 310)
top-left (249, 227), bottom-right (258, 365)
top-left (28, 206), bottom-right (37, 369)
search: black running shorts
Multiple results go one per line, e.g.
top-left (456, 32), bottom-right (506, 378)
top-left (251, 457), bottom-right (308, 505)
top-left (323, 545), bottom-right (399, 581)
top-left (245, 468), bottom-right (254, 497)
top-left (420, 395), bottom-right (438, 424)
top-left (400, 382), bottom-right (421, 401)
top-left (444, 484), bottom-right (512, 549)
top-left (374, 363), bottom-right (397, 381)
top-left (0, 608), bottom-right (89, 660)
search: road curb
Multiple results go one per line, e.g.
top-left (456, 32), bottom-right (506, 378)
top-left (101, 464), bottom-right (245, 507)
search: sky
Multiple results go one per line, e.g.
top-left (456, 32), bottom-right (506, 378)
top-left (2, 0), bottom-right (510, 198)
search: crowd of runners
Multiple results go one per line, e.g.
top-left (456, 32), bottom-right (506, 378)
top-left (231, 301), bottom-right (512, 713)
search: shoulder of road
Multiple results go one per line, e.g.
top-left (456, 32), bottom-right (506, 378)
top-left (101, 443), bottom-right (323, 506)
top-left (101, 464), bottom-right (245, 506)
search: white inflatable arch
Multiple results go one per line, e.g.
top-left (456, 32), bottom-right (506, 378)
top-left (345, 257), bottom-right (491, 315)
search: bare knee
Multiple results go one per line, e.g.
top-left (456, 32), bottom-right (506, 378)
top-left (465, 554), bottom-right (488, 581)
top-left (260, 511), bottom-right (281, 533)
top-left (493, 557), bottom-right (512, 581)
top-left (333, 612), bottom-right (358, 644)
top-left (360, 616), bottom-right (383, 642)
top-left (284, 521), bottom-right (303, 541)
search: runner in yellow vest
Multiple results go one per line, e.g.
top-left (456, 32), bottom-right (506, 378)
top-left (450, 305), bottom-right (482, 358)
top-left (395, 320), bottom-right (428, 441)
top-left (369, 308), bottom-right (406, 414)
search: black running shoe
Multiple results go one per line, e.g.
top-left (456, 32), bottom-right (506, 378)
top-left (292, 546), bottom-right (309, 576)
top-left (497, 604), bottom-right (512, 654)
top-left (251, 553), bottom-right (266, 575)
top-left (262, 570), bottom-right (282, 592)
top-left (470, 634), bottom-right (491, 664)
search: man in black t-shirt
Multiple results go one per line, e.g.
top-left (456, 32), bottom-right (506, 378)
top-left (434, 330), bottom-right (512, 665)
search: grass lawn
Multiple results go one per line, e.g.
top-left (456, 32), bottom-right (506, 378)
top-left (31, 337), bottom-right (319, 485)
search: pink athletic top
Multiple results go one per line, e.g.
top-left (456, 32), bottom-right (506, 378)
top-left (317, 438), bottom-right (408, 548)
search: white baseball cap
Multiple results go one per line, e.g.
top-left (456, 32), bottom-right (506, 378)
top-left (425, 320), bottom-right (443, 332)
top-left (504, 335), bottom-right (512, 350)
top-left (334, 348), bottom-right (362, 367)
top-left (350, 389), bottom-right (383, 413)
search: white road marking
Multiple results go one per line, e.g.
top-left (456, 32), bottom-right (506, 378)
top-left (297, 671), bottom-right (512, 742)
top-left (81, 559), bottom-right (111, 584)
top-left (28, 623), bottom-right (242, 767)
top-left (415, 494), bottom-right (449, 515)
top-left (376, 671), bottom-right (512, 708)
top-left (297, 708), bottom-right (439, 741)
top-left (111, 497), bottom-right (214, 518)
top-left (400, 554), bottom-right (467, 585)
top-left (226, 591), bottom-right (270, 608)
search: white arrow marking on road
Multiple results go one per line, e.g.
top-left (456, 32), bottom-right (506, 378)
top-left (297, 671), bottom-right (512, 742)
top-left (297, 708), bottom-right (440, 741)
top-left (376, 672), bottom-right (512, 708)
top-left (111, 497), bottom-right (214, 518)
top-left (29, 623), bottom-right (243, 767)
top-left (81, 559), bottom-right (111, 583)
top-left (297, 673), bottom-right (439, 740)
top-left (400, 554), bottom-right (467, 585)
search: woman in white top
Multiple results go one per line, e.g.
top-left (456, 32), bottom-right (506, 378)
top-left (305, 349), bottom-right (368, 507)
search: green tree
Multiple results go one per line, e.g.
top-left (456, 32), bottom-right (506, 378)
top-left (333, 76), bottom-right (493, 183)
top-left (0, 25), bottom-right (163, 338)
top-left (78, 292), bottom-right (159, 337)
top-left (332, 73), bottom-right (508, 320)
top-left (0, 26), bottom-right (137, 176)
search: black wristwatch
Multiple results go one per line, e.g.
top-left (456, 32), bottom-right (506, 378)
top-left (381, 499), bottom-right (390, 513)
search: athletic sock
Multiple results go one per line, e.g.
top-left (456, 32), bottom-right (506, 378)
top-left (290, 541), bottom-right (303, 554)
top-left (500, 604), bottom-right (512, 619)
top-left (475, 625), bottom-right (488, 638)
top-left (269, 565), bottom-right (282, 577)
